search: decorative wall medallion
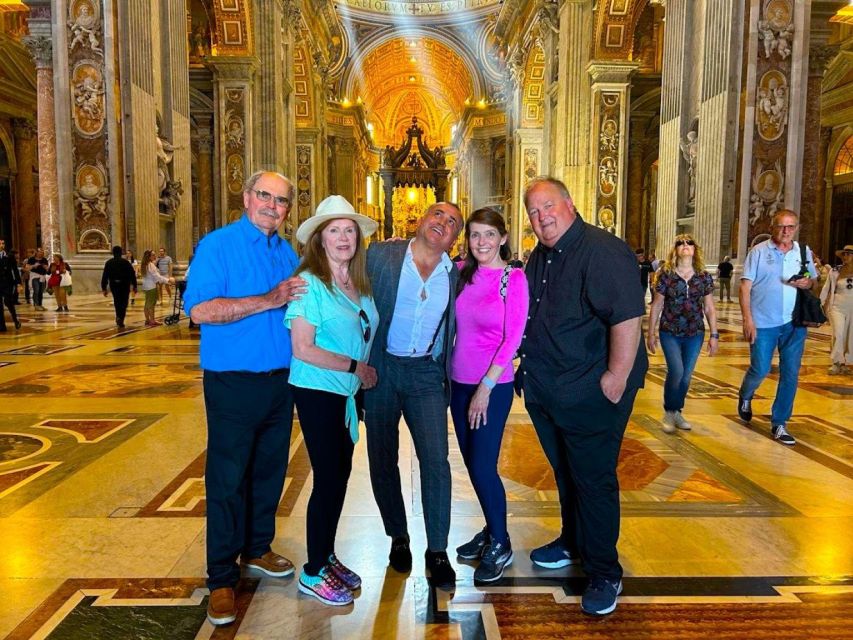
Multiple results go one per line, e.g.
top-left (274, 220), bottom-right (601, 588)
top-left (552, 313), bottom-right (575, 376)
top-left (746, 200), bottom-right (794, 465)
top-left (74, 163), bottom-right (108, 222)
top-left (71, 62), bottom-right (105, 137)
top-left (296, 145), bottom-right (312, 224)
top-left (224, 112), bottom-right (244, 150)
top-left (758, 0), bottom-right (793, 60)
top-left (749, 159), bottom-right (785, 225)
top-left (523, 148), bottom-right (538, 186)
top-left (226, 154), bottom-right (244, 195)
top-left (598, 206), bottom-right (616, 234)
top-left (599, 157), bottom-right (618, 196)
top-left (600, 119), bottom-right (618, 153)
top-left (67, 0), bottom-right (102, 56)
top-left (756, 70), bottom-right (788, 141)
top-left (78, 229), bottom-right (109, 252)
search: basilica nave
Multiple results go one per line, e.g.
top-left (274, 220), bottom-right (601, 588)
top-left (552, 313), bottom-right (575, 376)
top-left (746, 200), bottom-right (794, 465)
top-left (0, 0), bottom-right (852, 638)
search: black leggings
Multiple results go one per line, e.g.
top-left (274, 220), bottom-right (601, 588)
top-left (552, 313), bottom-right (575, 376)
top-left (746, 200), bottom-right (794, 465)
top-left (291, 385), bottom-right (357, 575)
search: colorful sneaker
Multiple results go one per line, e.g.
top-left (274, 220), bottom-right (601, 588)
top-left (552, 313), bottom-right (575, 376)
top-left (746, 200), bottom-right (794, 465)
top-left (474, 538), bottom-right (513, 583)
top-left (581, 577), bottom-right (623, 616)
top-left (772, 423), bottom-right (796, 446)
top-left (456, 527), bottom-right (489, 560)
top-left (530, 538), bottom-right (581, 569)
top-left (327, 553), bottom-right (361, 590)
top-left (298, 567), bottom-right (353, 606)
top-left (661, 411), bottom-right (677, 434)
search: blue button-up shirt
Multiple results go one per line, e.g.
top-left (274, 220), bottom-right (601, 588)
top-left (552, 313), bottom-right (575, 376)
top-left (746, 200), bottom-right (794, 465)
top-left (386, 241), bottom-right (452, 357)
top-left (184, 214), bottom-right (300, 372)
top-left (741, 239), bottom-right (815, 329)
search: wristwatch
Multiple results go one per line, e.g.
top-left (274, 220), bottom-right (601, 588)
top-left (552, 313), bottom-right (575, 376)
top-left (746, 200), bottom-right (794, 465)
top-left (710, 333), bottom-right (720, 339)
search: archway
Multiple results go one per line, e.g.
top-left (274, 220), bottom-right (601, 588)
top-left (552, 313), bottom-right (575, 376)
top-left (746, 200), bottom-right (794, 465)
top-left (828, 133), bottom-right (853, 262)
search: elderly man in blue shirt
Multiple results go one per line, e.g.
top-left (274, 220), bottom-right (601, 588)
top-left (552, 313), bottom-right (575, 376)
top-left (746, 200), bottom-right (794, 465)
top-left (185, 170), bottom-right (307, 626)
top-left (738, 209), bottom-right (816, 446)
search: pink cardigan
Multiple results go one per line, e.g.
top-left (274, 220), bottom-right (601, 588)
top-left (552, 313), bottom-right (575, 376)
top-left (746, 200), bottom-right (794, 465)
top-left (450, 266), bottom-right (530, 384)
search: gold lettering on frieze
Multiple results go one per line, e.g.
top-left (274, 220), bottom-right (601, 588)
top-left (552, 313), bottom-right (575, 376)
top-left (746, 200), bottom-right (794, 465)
top-left (342, 0), bottom-right (497, 15)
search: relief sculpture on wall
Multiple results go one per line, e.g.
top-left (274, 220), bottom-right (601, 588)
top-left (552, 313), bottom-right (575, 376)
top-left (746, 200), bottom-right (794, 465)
top-left (68, 0), bottom-right (102, 56)
top-left (74, 164), bottom-right (108, 223)
top-left (749, 159), bottom-right (785, 225)
top-left (71, 63), bottom-right (105, 137)
top-left (757, 0), bottom-right (793, 60)
top-left (756, 70), bottom-right (789, 141)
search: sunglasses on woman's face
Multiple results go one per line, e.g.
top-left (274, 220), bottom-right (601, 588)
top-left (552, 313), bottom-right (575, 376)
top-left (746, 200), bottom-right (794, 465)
top-left (359, 309), bottom-right (371, 343)
top-left (675, 239), bottom-right (696, 247)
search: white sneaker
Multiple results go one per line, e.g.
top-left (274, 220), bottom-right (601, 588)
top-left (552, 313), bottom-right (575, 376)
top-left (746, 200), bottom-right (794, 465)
top-left (674, 411), bottom-right (692, 431)
top-left (828, 363), bottom-right (843, 375)
top-left (661, 411), bottom-right (677, 434)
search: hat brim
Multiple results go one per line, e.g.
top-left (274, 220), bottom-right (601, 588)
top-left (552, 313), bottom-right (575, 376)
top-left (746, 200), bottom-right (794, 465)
top-left (296, 213), bottom-right (378, 245)
top-left (836, 249), bottom-right (853, 258)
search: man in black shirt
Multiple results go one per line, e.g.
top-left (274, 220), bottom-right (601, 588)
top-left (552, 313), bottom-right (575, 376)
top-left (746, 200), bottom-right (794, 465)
top-left (717, 255), bottom-right (734, 302)
top-left (101, 245), bottom-right (138, 328)
top-left (517, 177), bottom-right (647, 616)
top-left (0, 240), bottom-right (22, 331)
top-left (27, 248), bottom-right (49, 311)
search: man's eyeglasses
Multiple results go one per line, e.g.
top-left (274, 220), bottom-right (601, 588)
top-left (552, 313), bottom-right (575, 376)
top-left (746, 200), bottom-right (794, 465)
top-left (773, 224), bottom-right (798, 231)
top-left (675, 239), bottom-right (695, 247)
top-left (252, 189), bottom-right (291, 208)
top-left (359, 309), bottom-right (371, 343)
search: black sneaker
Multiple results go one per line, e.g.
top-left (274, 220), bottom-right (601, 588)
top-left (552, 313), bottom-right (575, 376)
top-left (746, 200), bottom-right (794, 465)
top-left (389, 535), bottom-right (412, 573)
top-left (772, 423), bottom-right (796, 446)
top-left (473, 538), bottom-right (513, 583)
top-left (581, 576), bottom-right (623, 616)
top-left (456, 527), bottom-right (488, 560)
top-left (737, 396), bottom-right (753, 422)
top-left (424, 550), bottom-right (456, 589)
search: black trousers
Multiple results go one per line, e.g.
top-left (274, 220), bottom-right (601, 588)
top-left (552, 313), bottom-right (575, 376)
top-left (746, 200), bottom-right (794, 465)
top-left (203, 369), bottom-right (295, 590)
top-left (111, 285), bottom-right (131, 325)
top-left (0, 289), bottom-right (18, 330)
top-left (291, 385), bottom-right (358, 575)
top-left (526, 385), bottom-right (638, 582)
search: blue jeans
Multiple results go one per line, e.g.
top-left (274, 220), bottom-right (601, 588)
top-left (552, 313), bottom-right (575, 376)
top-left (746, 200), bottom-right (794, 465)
top-left (659, 331), bottom-right (704, 412)
top-left (739, 322), bottom-right (807, 425)
top-left (450, 381), bottom-right (514, 546)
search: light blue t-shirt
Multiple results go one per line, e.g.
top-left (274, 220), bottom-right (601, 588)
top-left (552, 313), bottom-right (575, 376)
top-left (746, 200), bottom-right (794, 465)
top-left (285, 271), bottom-right (378, 442)
top-left (741, 239), bottom-right (815, 328)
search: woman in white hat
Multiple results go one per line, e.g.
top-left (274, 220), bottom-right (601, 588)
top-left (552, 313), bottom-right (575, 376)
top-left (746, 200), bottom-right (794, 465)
top-left (821, 245), bottom-right (853, 375)
top-left (284, 195), bottom-right (379, 606)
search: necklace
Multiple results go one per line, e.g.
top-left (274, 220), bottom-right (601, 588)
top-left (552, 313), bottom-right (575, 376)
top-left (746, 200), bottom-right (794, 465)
top-left (337, 272), bottom-right (351, 290)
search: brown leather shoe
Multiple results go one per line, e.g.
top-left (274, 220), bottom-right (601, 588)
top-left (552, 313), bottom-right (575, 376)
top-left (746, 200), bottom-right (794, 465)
top-left (244, 551), bottom-right (295, 578)
top-left (207, 587), bottom-right (236, 626)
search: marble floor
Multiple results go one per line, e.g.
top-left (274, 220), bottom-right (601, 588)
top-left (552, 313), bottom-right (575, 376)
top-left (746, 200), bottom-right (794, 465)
top-left (0, 293), bottom-right (851, 639)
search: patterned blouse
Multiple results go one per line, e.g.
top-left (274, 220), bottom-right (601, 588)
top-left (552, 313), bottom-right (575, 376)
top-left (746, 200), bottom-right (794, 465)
top-left (654, 270), bottom-right (714, 337)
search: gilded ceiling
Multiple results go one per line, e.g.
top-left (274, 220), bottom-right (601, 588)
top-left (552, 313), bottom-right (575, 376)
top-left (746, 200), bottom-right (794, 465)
top-left (352, 37), bottom-right (474, 147)
top-left (336, 0), bottom-right (500, 17)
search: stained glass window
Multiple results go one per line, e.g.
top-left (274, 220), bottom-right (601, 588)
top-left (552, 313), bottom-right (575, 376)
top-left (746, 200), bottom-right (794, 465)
top-left (834, 135), bottom-right (853, 176)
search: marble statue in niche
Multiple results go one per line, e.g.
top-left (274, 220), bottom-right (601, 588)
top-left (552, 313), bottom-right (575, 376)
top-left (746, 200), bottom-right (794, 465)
top-left (156, 119), bottom-right (183, 215)
top-left (680, 131), bottom-right (698, 205)
top-left (68, 0), bottom-right (102, 56)
top-left (756, 71), bottom-right (788, 141)
top-left (190, 24), bottom-right (210, 59)
top-left (71, 64), bottom-right (105, 136)
top-left (74, 164), bottom-right (108, 222)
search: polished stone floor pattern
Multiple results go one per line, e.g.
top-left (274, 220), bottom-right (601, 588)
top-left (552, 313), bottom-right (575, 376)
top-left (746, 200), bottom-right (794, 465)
top-left (0, 293), bottom-right (851, 639)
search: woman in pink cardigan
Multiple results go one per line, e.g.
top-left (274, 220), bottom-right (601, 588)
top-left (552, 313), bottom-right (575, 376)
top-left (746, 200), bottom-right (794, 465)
top-left (449, 207), bottom-right (529, 584)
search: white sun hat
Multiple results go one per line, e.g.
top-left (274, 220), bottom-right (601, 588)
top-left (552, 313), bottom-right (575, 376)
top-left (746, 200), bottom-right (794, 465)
top-left (295, 195), bottom-right (378, 244)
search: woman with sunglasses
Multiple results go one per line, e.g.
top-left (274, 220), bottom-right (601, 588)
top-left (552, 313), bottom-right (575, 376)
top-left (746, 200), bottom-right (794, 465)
top-left (285, 195), bottom-right (379, 606)
top-left (820, 245), bottom-right (853, 375)
top-left (647, 234), bottom-right (719, 433)
top-left (450, 208), bottom-right (529, 583)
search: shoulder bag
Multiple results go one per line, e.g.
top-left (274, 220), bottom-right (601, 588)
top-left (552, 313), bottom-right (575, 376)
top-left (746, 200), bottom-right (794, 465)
top-left (792, 243), bottom-right (827, 328)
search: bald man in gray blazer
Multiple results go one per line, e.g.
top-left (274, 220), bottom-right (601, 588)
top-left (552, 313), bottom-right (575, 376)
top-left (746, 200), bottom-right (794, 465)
top-left (364, 202), bottom-right (463, 589)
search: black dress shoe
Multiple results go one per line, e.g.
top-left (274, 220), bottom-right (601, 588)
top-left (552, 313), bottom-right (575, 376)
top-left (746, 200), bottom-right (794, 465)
top-left (389, 535), bottom-right (412, 573)
top-left (14, 320), bottom-right (21, 329)
top-left (738, 396), bottom-right (752, 422)
top-left (425, 550), bottom-right (456, 589)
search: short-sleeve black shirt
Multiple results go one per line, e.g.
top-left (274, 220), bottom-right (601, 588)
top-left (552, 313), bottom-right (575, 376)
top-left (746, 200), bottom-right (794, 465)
top-left (516, 215), bottom-right (648, 406)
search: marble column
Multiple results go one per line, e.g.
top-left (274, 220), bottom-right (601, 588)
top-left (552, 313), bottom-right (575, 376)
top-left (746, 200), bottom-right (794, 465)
top-left (588, 61), bottom-right (638, 238)
top-left (553, 0), bottom-right (593, 214)
top-left (12, 118), bottom-right (38, 251)
top-left (655, 0), bottom-right (690, 254)
top-left (626, 137), bottom-right (645, 251)
top-left (209, 57), bottom-right (258, 226)
top-left (692, 0), bottom-right (744, 266)
top-left (196, 131), bottom-right (215, 239)
top-left (21, 36), bottom-right (60, 255)
top-left (813, 126), bottom-right (832, 258)
top-left (512, 129), bottom-right (543, 253)
top-left (253, 0), bottom-right (288, 173)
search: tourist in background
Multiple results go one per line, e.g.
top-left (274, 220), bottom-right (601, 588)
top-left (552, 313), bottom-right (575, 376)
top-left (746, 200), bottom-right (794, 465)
top-left (286, 195), bottom-right (379, 606)
top-left (101, 246), bottom-right (138, 329)
top-left (27, 248), bottom-right (49, 311)
top-left (156, 246), bottom-right (173, 304)
top-left (0, 239), bottom-right (21, 331)
top-left (717, 255), bottom-right (734, 303)
top-left (141, 249), bottom-right (174, 326)
top-left (47, 253), bottom-right (70, 312)
top-left (647, 235), bottom-right (719, 433)
top-left (821, 245), bottom-right (853, 375)
top-left (450, 208), bottom-right (529, 583)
